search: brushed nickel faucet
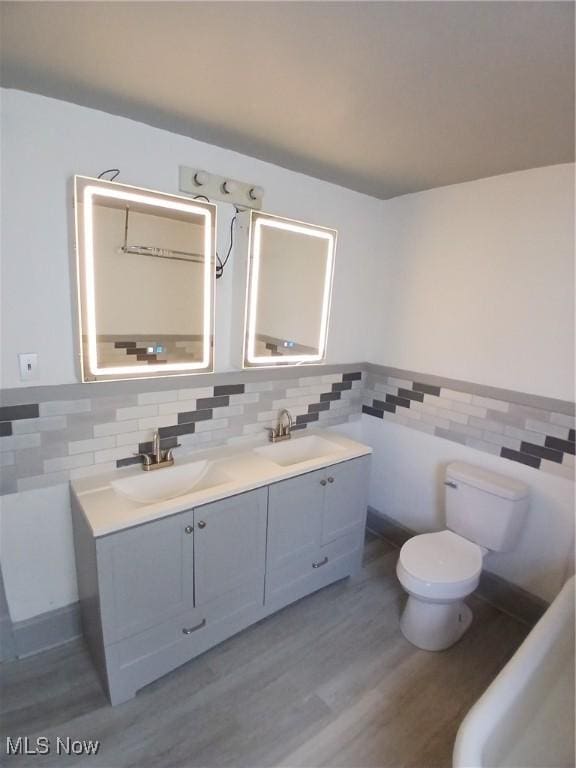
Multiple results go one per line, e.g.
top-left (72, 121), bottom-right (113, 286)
top-left (135, 430), bottom-right (180, 471)
top-left (266, 409), bottom-right (293, 443)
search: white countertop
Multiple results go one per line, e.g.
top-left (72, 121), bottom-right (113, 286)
top-left (71, 429), bottom-right (372, 538)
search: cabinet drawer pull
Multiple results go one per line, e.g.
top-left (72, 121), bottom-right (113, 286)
top-left (320, 479), bottom-right (327, 486)
top-left (312, 556), bottom-right (329, 569)
top-left (182, 619), bottom-right (206, 635)
top-left (327, 476), bottom-right (334, 483)
top-left (197, 520), bottom-right (206, 529)
top-left (184, 525), bottom-right (193, 534)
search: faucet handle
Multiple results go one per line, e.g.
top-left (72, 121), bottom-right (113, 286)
top-left (163, 444), bottom-right (181, 461)
top-left (132, 452), bottom-right (153, 466)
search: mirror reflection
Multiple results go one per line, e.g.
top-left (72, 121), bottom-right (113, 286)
top-left (74, 177), bottom-right (216, 381)
top-left (245, 212), bottom-right (336, 366)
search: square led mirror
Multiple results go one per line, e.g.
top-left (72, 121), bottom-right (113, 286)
top-left (241, 211), bottom-right (336, 367)
top-left (74, 176), bottom-right (216, 382)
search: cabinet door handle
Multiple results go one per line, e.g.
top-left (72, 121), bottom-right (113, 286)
top-left (182, 619), bottom-right (206, 635)
top-left (197, 520), bottom-right (206, 529)
top-left (320, 479), bottom-right (327, 486)
top-left (312, 556), bottom-right (329, 569)
top-left (184, 525), bottom-right (193, 534)
top-left (444, 481), bottom-right (458, 489)
top-left (327, 476), bottom-right (334, 483)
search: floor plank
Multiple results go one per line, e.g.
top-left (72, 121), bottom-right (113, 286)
top-left (0, 534), bottom-right (528, 768)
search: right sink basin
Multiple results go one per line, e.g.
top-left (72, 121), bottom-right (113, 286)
top-left (254, 434), bottom-right (345, 467)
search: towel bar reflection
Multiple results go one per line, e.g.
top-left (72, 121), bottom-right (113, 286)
top-left (120, 206), bottom-right (204, 264)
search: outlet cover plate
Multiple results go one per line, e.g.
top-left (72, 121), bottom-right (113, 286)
top-left (18, 353), bottom-right (39, 381)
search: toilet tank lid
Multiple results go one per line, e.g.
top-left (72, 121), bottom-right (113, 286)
top-left (446, 462), bottom-right (529, 501)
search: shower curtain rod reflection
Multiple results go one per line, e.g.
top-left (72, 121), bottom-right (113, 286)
top-left (119, 206), bottom-right (204, 264)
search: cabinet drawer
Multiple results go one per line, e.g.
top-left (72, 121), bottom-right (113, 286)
top-left (107, 607), bottom-right (209, 696)
top-left (106, 595), bottom-right (266, 700)
top-left (319, 528), bottom-right (364, 563)
top-left (265, 530), bottom-right (363, 611)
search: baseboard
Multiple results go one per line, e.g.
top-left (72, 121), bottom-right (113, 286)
top-left (367, 506), bottom-right (548, 626)
top-left (367, 507), bottom-right (413, 548)
top-left (12, 601), bottom-right (82, 658)
top-left (477, 570), bottom-right (548, 625)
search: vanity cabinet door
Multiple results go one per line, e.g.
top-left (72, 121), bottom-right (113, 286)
top-left (265, 469), bottom-right (325, 604)
top-left (97, 510), bottom-right (195, 644)
top-left (267, 469), bottom-right (324, 570)
top-left (193, 488), bottom-right (267, 611)
top-left (321, 457), bottom-right (370, 545)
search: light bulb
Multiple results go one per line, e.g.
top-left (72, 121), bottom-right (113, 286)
top-left (222, 180), bottom-right (238, 195)
top-left (193, 170), bottom-right (209, 186)
top-left (249, 186), bottom-right (264, 201)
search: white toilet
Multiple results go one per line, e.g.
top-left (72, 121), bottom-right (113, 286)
top-left (396, 462), bottom-right (529, 651)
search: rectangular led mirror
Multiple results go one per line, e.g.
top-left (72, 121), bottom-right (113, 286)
top-left (74, 176), bottom-right (216, 382)
top-left (242, 211), bottom-right (336, 367)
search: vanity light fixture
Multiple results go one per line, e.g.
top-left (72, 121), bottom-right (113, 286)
top-left (179, 166), bottom-right (264, 210)
top-left (74, 176), bottom-right (216, 381)
top-left (243, 211), bottom-right (337, 367)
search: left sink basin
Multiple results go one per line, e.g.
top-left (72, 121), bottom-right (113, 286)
top-left (111, 460), bottom-right (227, 504)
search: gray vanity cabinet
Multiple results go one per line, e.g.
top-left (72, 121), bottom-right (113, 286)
top-left (72, 486), bottom-right (268, 706)
top-left (72, 455), bottom-right (369, 706)
top-left (265, 456), bottom-right (370, 612)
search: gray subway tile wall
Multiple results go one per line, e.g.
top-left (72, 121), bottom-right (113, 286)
top-left (362, 366), bottom-right (575, 480)
top-left (1, 363), bottom-right (575, 496)
top-left (0, 368), bottom-right (363, 494)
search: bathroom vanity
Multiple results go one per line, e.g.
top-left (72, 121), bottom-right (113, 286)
top-left (71, 430), bottom-right (371, 705)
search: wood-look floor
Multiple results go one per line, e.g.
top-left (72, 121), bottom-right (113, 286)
top-left (0, 534), bottom-right (529, 768)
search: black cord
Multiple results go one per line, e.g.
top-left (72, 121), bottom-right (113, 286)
top-left (216, 210), bottom-right (238, 279)
top-left (193, 195), bottom-right (237, 280)
top-left (97, 168), bottom-right (120, 181)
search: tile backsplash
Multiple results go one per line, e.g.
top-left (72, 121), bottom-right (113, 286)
top-left (0, 367), bottom-right (363, 495)
top-left (362, 365), bottom-right (575, 480)
top-left (1, 362), bottom-right (574, 496)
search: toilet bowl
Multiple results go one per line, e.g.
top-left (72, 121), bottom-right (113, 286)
top-left (396, 530), bottom-right (484, 651)
top-left (396, 462), bottom-right (529, 652)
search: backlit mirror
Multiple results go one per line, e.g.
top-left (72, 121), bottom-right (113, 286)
top-left (74, 176), bottom-right (216, 381)
top-left (243, 211), bottom-right (336, 366)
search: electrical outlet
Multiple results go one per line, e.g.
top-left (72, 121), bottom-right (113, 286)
top-left (18, 353), bottom-right (39, 382)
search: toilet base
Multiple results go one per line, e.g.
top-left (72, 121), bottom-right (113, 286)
top-left (400, 595), bottom-right (473, 651)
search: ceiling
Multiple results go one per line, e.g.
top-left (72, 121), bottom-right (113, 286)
top-left (1, 1), bottom-right (573, 199)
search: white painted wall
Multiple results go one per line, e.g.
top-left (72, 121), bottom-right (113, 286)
top-left (368, 164), bottom-right (575, 402)
top-left (0, 485), bottom-right (78, 621)
top-left (0, 89), bottom-right (380, 388)
top-left (362, 416), bottom-right (574, 603)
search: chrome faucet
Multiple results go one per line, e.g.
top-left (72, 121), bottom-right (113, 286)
top-left (134, 430), bottom-right (180, 471)
top-left (266, 409), bottom-right (293, 443)
top-left (153, 430), bottom-right (162, 464)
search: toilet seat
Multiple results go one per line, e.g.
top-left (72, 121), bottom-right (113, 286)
top-left (397, 530), bottom-right (483, 601)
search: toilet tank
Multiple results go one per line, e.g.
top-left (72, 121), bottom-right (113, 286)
top-left (445, 462), bottom-right (529, 552)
